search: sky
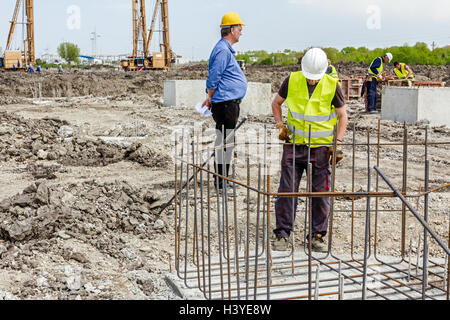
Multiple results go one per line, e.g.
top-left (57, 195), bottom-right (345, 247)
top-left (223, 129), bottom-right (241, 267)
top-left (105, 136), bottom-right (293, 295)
top-left (0, 0), bottom-right (449, 61)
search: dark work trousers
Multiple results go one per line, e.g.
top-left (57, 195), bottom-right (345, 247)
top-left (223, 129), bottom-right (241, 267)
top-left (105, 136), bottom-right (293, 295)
top-left (274, 144), bottom-right (331, 239)
top-left (366, 78), bottom-right (378, 111)
top-left (211, 100), bottom-right (241, 189)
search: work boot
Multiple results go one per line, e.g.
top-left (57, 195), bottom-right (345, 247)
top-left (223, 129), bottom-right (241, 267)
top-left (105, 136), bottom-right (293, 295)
top-left (272, 236), bottom-right (290, 251)
top-left (306, 233), bottom-right (328, 253)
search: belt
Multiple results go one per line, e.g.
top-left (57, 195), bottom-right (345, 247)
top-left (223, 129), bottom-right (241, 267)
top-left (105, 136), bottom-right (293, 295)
top-left (214, 99), bottom-right (242, 105)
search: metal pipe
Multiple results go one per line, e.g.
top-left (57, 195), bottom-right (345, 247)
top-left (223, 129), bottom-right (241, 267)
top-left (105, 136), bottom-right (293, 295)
top-left (422, 159), bottom-right (430, 298)
top-left (183, 134), bottom-right (190, 287)
top-left (245, 155), bottom-right (250, 300)
top-left (232, 153), bottom-right (241, 300)
top-left (253, 164), bottom-right (262, 300)
top-left (401, 123), bottom-right (408, 257)
top-left (214, 152), bottom-right (224, 299)
top-left (327, 125), bottom-right (338, 255)
top-left (264, 125), bottom-right (272, 300)
top-left (207, 148), bottom-right (212, 300)
top-left (416, 235), bottom-right (422, 276)
top-left (307, 162), bottom-right (313, 300)
top-left (422, 126), bottom-right (430, 298)
top-left (314, 265), bottom-right (321, 300)
top-left (192, 139), bottom-right (201, 289)
top-left (374, 119), bottom-right (381, 257)
top-left (362, 168), bottom-right (372, 300)
top-left (351, 123), bottom-right (356, 258)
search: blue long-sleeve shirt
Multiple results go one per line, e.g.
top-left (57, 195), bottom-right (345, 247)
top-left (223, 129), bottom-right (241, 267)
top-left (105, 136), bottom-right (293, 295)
top-left (369, 57), bottom-right (383, 75)
top-left (206, 38), bottom-right (247, 103)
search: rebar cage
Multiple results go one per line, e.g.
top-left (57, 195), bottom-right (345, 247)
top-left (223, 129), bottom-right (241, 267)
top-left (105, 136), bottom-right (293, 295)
top-left (171, 120), bottom-right (450, 300)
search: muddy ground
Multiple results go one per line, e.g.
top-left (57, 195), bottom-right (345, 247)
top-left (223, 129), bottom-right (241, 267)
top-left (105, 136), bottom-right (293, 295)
top-left (0, 63), bottom-right (448, 300)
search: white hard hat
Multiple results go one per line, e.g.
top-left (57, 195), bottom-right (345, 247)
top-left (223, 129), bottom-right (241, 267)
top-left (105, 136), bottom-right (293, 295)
top-left (385, 52), bottom-right (393, 62)
top-left (301, 48), bottom-right (328, 80)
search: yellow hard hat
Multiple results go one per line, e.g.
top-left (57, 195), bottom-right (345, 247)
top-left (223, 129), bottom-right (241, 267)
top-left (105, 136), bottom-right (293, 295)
top-left (220, 12), bottom-right (245, 27)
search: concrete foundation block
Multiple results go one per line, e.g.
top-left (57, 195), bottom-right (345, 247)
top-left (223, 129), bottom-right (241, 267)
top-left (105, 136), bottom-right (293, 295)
top-left (381, 87), bottom-right (450, 127)
top-left (163, 80), bottom-right (272, 116)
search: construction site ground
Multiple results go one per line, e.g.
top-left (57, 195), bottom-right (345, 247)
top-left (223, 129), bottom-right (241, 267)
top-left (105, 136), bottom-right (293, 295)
top-left (0, 62), bottom-right (449, 300)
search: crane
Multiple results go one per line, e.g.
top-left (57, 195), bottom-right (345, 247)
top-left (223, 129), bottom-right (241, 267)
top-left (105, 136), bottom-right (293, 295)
top-left (120, 0), bottom-right (173, 71)
top-left (1, 0), bottom-right (35, 70)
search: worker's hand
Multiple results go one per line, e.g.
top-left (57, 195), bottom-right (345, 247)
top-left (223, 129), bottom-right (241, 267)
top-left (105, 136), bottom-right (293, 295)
top-left (376, 75), bottom-right (384, 81)
top-left (202, 97), bottom-right (212, 110)
top-left (276, 122), bottom-right (291, 142)
top-left (327, 140), bottom-right (344, 165)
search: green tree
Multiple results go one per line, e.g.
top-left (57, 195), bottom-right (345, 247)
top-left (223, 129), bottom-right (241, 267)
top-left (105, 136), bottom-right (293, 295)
top-left (57, 42), bottom-right (80, 64)
top-left (35, 58), bottom-right (47, 66)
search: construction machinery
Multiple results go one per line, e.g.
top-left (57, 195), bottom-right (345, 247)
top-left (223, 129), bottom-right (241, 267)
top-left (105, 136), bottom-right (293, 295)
top-left (120, 0), bottom-right (174, 71)
top-left (2, 0), bottom-right (35, 71)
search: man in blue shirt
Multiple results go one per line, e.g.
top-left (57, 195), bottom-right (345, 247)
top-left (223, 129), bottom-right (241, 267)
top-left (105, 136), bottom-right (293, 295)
top-left (202, 12), bottom-right (248, 192)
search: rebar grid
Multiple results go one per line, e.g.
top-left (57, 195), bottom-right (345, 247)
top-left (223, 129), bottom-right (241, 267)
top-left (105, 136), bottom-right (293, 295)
top-left (172, 120), bottom-right (450, 300)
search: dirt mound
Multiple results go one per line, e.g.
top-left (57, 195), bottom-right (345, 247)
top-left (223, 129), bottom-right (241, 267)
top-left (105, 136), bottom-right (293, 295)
top-left (0, 68), bottom-right (206, 99)
top-left (125, 143), bottom-right (172, 168)
top-left (0, 179), bottom-right (174, 300)
top-left (0, 180), bottom-right (165, 243)
top-left (0, 111), bottom-right (171, 168)
top-left (0, 112), bottom-right (124, 166)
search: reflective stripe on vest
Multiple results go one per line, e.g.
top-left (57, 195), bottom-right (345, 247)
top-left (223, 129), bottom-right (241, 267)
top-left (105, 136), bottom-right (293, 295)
top-left (367, 57), bottom-right (384, 78)
top-left (285, 71), bottom-right (338, 147)
top-left (289, 109), bottom-right (337, 122)
top-left (286, 124), bottom-right (334, 139)
top-left (394, 63), bottom-right (415, 80)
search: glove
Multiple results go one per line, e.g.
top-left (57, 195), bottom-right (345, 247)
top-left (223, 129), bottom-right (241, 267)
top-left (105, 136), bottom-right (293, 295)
top-left (327, 140), bottom-right (344, 165)
top-left (276, 123), bottom-right (291, 142)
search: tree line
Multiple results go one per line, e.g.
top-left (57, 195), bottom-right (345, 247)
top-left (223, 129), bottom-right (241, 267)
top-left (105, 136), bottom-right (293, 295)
top-left (236, 42), bottom-right (450, 66)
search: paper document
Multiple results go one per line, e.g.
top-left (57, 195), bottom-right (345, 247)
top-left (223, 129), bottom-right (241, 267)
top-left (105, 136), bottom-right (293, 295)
top-left (195, 102), bottom-right (212, 117)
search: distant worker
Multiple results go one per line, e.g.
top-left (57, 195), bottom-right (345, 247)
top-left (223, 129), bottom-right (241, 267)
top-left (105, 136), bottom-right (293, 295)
top-left (365, 52), bottom-right (393, 113)
top-left (271, 48), bottom-right (348, 252)
top-left (29, 66), bottom-right (34, 73)
top-left (326, 59), bottom-right (341, 86)
top-left (12, 65), bottom-right (17, 71)
top-left (202, 12), bottom-right (247, 193)
top-left (58, 64), bottom-right (63, 74)
top-left (393, 62), bottom-right (415, 81)
top-left (36, 65), bottom-right (41, 73)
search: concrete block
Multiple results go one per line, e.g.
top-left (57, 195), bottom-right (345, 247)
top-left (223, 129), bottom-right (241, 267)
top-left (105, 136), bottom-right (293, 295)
top-left (381, 87), bottom-right (450, 127)
top-left (163, 80), bottom-right (272, 116)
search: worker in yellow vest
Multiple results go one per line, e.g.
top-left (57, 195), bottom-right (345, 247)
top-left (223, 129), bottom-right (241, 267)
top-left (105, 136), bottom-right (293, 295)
top-left (364, 53), bottom-right (392, 113)
top-left (326, 59), bottom-right (342, 86)
top-left (393, 62), bottom-right (415, 81)
top-left (271, 48), bottom-right (348, 252)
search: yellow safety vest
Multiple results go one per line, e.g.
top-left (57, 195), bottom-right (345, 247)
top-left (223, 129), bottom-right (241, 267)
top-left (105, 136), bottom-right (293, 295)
top-left (285, 71), bottom-right (338, 147)
top-left (367, 57), bottom-right (384, 78)
top-left (394, 63), bottom-right (415, 81)
top-left (327, 65), bottom-right (342, 86)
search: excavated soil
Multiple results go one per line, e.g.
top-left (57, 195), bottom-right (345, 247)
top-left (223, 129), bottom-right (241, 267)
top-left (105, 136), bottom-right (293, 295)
top-left (0, 64), bottom-right (448, 300)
